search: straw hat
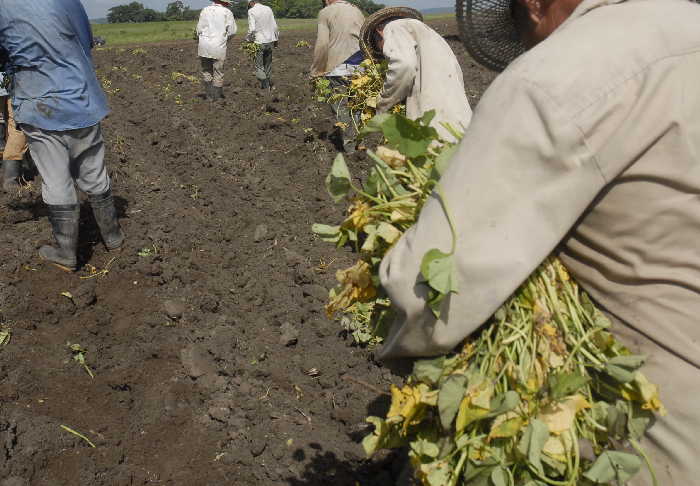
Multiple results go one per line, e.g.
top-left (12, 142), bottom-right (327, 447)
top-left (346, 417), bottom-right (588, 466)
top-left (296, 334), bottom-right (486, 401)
top-left (456, 0), bottom-right (525, 71)
top-left (359, 7), bottom-right (424, 60)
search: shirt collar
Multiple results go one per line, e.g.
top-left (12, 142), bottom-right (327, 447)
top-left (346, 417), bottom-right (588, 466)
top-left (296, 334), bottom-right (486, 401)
top-left (560, 0), bottom-right (627, 28)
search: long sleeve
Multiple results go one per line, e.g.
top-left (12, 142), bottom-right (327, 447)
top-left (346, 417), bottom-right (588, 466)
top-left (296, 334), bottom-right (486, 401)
top-left (227, 12), bottom-right (237, 37)
top-left (196, 10), bottom-right (206, 36)
top-left (310, 12), bottom-right (330, 76)
top-left (377, 23), bottom-right (418, 113)
top-left (377, 73), bottom-right (606, 360)
top-left (247, 10), bottom-right (256, 38)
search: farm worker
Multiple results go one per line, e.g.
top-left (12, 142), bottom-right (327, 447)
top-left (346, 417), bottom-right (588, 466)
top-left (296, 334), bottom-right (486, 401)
top-left (246, 0), bottom-right (279, 91)
top-left (0, 0), bottom-right (124, 271)
top-left (377, 0), bottom-right (700, 483)
top-left (359, 7), bottom-right (473, 143)
top-left (0, 48), bottom-right (27, 193)
top-left (310, 0), bottom-right (366, 153)
top-left (196, 0), bottom-right (237, 100)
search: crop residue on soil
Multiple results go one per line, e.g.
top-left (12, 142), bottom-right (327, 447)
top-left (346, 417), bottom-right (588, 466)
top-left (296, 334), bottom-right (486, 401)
top-left (0, 20), bottom-right (494, 486)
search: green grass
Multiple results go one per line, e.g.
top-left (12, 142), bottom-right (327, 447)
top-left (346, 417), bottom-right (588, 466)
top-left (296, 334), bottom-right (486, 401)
top-left (92, 14), bottom-right (456, 46)
top-left (92, 19), bottom-right (317, 46)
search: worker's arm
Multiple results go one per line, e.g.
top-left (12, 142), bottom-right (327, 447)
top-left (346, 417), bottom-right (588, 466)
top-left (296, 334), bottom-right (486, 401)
top-left (310, 10), bottom-right (329, 77)
top-left (377, 23), bottom-right (418, 113)
top-left (246, 9), bottom-right (255, 41)
top-left (196, 9), bottom-right (206, 36)
top-left (377, 72), bottom-right (607, 360)
top-left (227, 11), bottom-right (237, 38)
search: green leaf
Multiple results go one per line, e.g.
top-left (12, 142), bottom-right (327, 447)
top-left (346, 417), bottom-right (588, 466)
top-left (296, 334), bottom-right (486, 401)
top-left (517, 419), bottom-right (549, 475)
top-left (413, 356), bottom-right (446, 385)
top-left (425, 463), bottom-right (451, 486)
top-left (605, 401), bottom-right (628, 439)
top-left (583, 451), bottom-right (642, 483)
top-left (604, 355), bottom-right (646, 384)
top-left (311, 224), bottom-right (342, 243)
top-left (490, 466), bottom-right (509, 486)
top-left (358, 113), bottom-right (393, 138)
top-left (420, 109), bottom-right (436, 127)
top-left (420, 249), bottom-right (458, 295)
top-left (488, 391), bottom-right (521, 417)
top-left (427, 289), bottom-right (448, 319)
top-left (432, 143), bottom-right (459, 178)
top-left (438, 374), bottom-right (467, 429)
top-left (325, 153), bottom-right (352, 203)
top-left (548, 371), bottom-right (590, 400)
top-left (627, 403), bottom-right (654, 440)
top-left (381, 114), bottom-right (439, 158)
top-left (410, 437), bottom-right (440, 459)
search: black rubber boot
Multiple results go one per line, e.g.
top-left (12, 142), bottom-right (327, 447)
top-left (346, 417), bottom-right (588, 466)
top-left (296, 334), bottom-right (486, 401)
top-left (88, 189), bottom-right (124, 250)
top-left (39, 204), bottom-right (80, 271)
top-left (213, 86), bottom-right (224, 100)
top-left (260, 79), bottom-right (269, 90)
top-left (2, 159), bottom-right (21, 193)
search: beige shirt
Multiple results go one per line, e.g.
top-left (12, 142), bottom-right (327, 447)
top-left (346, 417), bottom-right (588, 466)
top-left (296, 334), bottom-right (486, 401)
top-left (310, 1), bottom-right (365, 77)
top-left (378, 0), bottom-right (700, 483)
top-left (377, 19), bottom-right (473, 142)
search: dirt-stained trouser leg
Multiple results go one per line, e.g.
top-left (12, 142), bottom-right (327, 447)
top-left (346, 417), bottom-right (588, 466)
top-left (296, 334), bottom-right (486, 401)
top-left (200, 57), bottom-right (214, 99)
top-left (212, 59), bottom-right (225, 99)
top-left (255, 46), bottom-right (268, 89)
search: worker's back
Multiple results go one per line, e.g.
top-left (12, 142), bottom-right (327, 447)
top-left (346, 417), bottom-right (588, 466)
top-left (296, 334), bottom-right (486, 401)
top-left (310, 1), bottom-right (365, 75)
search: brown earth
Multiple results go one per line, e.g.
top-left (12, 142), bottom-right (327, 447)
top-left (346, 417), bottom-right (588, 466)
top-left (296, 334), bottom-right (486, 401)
top-left (0, 19), bottom-right (495, 486)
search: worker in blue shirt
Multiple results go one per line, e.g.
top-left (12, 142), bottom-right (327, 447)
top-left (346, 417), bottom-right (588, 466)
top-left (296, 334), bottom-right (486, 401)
top-left (0, 0), bottom-right (124, 271)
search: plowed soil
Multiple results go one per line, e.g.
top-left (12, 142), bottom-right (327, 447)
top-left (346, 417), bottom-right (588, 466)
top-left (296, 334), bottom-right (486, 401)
top-left (0, 19), bottom-right (494, 486)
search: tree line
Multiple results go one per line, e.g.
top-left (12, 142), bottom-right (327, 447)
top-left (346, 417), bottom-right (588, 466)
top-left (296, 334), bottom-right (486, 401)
top-left (107, 1), bottom-right (385, 23)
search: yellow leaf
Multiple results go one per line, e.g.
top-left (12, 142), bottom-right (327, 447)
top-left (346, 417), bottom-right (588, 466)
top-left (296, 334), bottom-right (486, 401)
top-left (60, 291), bottom-right (73, 299)
top-left (325, 260), bottom-right (377, 317)
top-left (629, 372), bottom-right (667, 416)
top-left (538, 395), bottom-right (590, 435)
top-left (489, 416), bottom-right (524, 440)
top-left (542, 430), bottom-right (573, 463)
top-left (376, 146), bottom-right (407, 169)
top-left (386, 384), bottom-right (431, 434)
top-left (456, 377), bottom-right (494, 433)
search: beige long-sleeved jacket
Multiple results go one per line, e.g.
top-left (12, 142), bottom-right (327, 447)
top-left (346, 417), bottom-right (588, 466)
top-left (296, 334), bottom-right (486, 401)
top-left (377, 19), bottom-right (473, 142)
top-left (310, 1), bottom-right (365, 77)
top-left (378, 0), bottom-right (700, 483)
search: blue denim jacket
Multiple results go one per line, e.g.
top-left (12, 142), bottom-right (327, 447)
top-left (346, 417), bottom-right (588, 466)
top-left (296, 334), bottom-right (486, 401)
top-left (0, 0), bottom-right (110, 130)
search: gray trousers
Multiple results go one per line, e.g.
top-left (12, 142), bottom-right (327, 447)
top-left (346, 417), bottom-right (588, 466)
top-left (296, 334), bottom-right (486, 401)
top-left (22, 124), bottom-right (110, 205)
top-left (254, 42), bottom-right (274, 81)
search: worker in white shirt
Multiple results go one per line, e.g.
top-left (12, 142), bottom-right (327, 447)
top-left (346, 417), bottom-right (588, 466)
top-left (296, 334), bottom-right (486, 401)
top-left (196, 0), bottom-right (237, 100)
top-left (246, 1), bottom-right (279, 91)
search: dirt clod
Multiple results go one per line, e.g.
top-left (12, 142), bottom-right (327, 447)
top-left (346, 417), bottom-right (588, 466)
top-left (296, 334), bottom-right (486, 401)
top-left (279, 321), bottom-right (299, 346)
top-left (180, 344), bottom-right (217, 378)
top-left (163, 299), bottom-right (185, 320)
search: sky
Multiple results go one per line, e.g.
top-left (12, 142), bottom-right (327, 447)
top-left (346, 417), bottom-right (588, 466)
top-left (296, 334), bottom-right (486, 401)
top-left (84, 0), bottom-right (454, 19)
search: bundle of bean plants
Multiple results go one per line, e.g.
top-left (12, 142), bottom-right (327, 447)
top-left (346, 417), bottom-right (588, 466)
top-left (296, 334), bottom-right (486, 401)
top-left (313, 112), bottom-right (665, 486)
top-left (314, 58), bottom-right (404, 133)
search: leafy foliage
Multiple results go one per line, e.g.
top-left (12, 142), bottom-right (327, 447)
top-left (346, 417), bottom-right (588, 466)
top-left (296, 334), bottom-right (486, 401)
top-left (313, 112), bottom-right (664, 484)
